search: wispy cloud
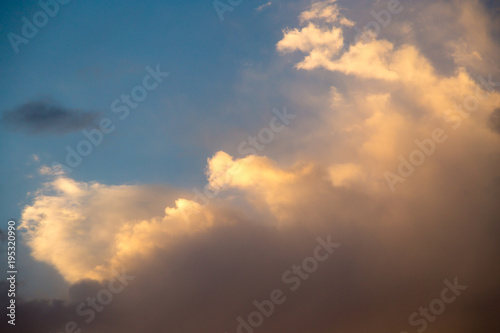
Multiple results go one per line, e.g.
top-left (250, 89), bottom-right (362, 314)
top-left (256, 1), bottom-right (271, 12)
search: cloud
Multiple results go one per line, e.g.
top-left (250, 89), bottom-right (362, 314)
top-left (256, 1), bottom-right (272, 12)
top-left (21, 151), bottom-right (313, 282)
top-left (277, 23), bottom-right (345, 70)
top-left (298, 0), bottom-right (354, 26)
top-left (38, 165), bottom-right (67, 176)
top-left (19, 177), bottom-right (204, 283)
top-left (275, 0), bottom-right (500, 194)
top-left (1, 100), bottom-right (101, 135)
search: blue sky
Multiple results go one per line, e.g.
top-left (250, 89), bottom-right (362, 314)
top-left (0, 0), bottom-right (298, 219)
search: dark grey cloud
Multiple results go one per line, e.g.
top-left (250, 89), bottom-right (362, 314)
top-left (1, 100), bottom-right (101, 135)
top-left (0, 229), bottom-right (6, 256)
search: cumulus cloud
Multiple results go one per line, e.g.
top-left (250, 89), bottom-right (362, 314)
top-left (276, 0), bottom-right (500, 194)
top-left (277, 24), bottom-right (345, 71)
top-left (1, 100), bottom-right (101, 135)
top-left (19, 178), bottom-right (208, 283)
top-left (21, 152), bottom-right (315, 282)
top-left (12, 0), bottom-right (500, 332)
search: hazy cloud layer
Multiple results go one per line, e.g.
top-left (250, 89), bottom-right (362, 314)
top-left (1, 100), bottom-right (101, 135)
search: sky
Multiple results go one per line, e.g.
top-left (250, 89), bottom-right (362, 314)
top-left (0, 0), bottom-right (499, 332)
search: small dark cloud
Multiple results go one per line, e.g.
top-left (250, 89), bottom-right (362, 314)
top-left (0, 229), bottom-right (5, 255)
top-left (489, 108), bottom-right (500, 134)
top-left (1, 100), bottom-right (101, 135)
